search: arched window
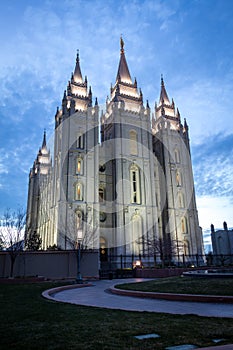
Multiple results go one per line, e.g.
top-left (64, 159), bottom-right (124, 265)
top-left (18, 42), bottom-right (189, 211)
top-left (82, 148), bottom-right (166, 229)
top-left (75, 183), bottom-right (83, 201)
top-left (76, 157), bottom-right (83, 175)
top-left (99, 187), bottom-right (105, 202)
top-left (174, 149), bottom-right (180, 163)
top-left (184, 239), bottom-right (190, 255)
top-left (99, 212), bottom-right (107, 222)
top-left (176, 171), bottom-right (182, 187)
top-left (129, 130), bottom-right (137, 155)
top-left (75, 210), bottom-right (83, 230)
top-left (132, 214), bottom-right (142, 254)
top-left (181, 217), bottom-right (187, 234)
top-left (178, 192), bottom-right (184, 208)
top-left (130, 165), bottom-right (141, 204)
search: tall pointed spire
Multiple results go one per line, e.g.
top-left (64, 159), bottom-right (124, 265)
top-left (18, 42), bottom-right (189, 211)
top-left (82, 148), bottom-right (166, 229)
top-left (63, 50), bottom-right (92, 112)
top-left (73, 50), bottom-right (83, 83)
top-left (159, 75), bottom-right (170, 106)
top-left (42, 129), bottom-right (46, 148)
top-left (108, 38), bottom-right (143, 110)
top-left (116, 36), bottom-right (132, 84)
top-left (155, 76), bottom-right (179, 122)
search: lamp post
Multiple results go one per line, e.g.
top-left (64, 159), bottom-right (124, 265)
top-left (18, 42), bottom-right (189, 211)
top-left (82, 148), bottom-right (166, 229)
top-left (76, 229), bottom-right (83, 284)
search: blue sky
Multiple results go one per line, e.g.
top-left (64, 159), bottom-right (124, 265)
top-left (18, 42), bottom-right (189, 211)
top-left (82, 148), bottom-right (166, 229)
top-left (0, 0), bottom-right (233, 248)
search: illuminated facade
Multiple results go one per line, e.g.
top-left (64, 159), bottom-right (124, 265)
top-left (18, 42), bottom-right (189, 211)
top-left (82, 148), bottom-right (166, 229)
top-left (25, 39), bottom-right (204, 262)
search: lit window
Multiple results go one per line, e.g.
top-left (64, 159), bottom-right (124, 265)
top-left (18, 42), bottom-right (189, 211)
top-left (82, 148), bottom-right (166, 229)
top-left (76, 158), bottom-right (83, 175)
top-left (181, 217), bottom-right (187, 234)
top-left (176, 172), bottom-right (181, 187)
top-left (75, 183), bottom-right (83, 201)
top-left (129, 130), bottom-right (137, 155)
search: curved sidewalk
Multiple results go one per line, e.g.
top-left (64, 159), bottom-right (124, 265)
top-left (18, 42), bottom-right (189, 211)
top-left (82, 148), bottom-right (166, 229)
top-left (43, 278), bottom-right (233, 318)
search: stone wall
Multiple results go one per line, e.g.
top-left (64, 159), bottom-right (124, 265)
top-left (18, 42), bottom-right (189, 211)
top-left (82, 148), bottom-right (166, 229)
top-left (134, 267), bottom-right (210, 278)
top-left (0, 250), bottom-right (99, 280)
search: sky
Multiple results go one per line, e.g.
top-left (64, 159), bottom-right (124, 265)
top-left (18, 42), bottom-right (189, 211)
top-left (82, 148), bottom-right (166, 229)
top-left (0, 0), bottom-right (233, 249)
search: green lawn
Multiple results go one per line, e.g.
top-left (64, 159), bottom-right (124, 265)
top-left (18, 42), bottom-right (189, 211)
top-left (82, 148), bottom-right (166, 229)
top-left (116, 276), bottom-right (233, 296)
top-left (0, 281), bottom-right (232, 349)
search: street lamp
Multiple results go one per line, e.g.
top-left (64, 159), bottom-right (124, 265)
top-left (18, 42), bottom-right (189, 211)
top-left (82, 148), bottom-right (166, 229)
top-left (76, 229), bottom-right (83, 284)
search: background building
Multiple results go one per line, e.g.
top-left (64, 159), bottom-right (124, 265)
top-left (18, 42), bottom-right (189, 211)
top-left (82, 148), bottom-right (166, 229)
top-left (25, 39), bottom-right (204, 265)
top-left (211, 222), bottom-right (233, 264)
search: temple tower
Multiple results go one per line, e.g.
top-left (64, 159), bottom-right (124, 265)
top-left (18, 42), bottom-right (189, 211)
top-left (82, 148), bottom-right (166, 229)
top-left (25, 131), bottom-right (52, 248)
top-left (53, 51), bottom-right (99, 249)
top-left (152, 77), bottom-right (203, 259)
top-left (100, 38), bottom-right (159, 258)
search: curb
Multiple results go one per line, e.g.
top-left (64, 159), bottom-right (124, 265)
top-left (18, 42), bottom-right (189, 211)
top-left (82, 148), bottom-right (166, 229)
top-left (42, 283), bottom-right (92, 301)
top-left (110, 286), bottom-right (233, 303)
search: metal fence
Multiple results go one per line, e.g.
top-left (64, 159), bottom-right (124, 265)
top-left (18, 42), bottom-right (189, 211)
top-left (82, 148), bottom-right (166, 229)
top-left (100, 253), bottom-right (233, 278)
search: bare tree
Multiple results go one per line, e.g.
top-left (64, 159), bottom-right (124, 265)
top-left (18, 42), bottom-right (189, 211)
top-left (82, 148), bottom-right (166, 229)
top-left (58, 209), bottom-right (99, 283)
top-left (137, 233), bottom-right (183, 267)
top-left (0, 208), bottom-right (26, 277)
top-left (0, 236), bottom-right (3, 251)
top-left (57, 208), bottom-right (98, 251)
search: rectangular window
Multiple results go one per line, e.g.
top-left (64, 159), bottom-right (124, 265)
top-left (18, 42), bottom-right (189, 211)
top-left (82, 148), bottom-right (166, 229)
top-left (77, 134), bottom-right (84, 149)
top-left (132, 171), bottom-right (137, 202)
top-left (130, 167), bottom-right (141, 204)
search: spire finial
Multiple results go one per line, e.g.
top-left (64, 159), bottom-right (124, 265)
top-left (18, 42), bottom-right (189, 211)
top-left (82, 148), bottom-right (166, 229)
top-left (42, 129), bottom-right (46, 148)
top-left (76, 49), bottom-right (79, 62)
top-left (120, 35), bottom-right (124, 54)
top-left (161, 74), bottom-right (164, 86)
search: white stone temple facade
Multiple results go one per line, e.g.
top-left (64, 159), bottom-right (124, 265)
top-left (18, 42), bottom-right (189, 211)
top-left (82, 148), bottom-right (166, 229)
top-left (25, 39), bottom-right (204, 264)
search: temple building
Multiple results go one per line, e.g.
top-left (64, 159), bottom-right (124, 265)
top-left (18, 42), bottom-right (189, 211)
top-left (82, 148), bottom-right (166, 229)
top-left (25, 38), bottom-right (204, 265)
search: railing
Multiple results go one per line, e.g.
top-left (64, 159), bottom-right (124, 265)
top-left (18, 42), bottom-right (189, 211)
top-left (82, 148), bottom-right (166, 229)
top-left (100, 253), bottom-right (233, 275)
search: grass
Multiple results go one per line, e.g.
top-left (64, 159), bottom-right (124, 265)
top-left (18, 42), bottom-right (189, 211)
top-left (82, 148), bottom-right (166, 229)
top-left (116, 276), bottom-right (233, 296)
top-left (0, 281), bottom-right (232, 349)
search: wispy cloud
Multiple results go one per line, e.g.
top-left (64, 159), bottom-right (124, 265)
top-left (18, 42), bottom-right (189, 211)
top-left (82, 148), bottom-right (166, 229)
top-left (192, 133), bottom-right (233, 198)
top-left (0, 154), bottom-right (8, 175)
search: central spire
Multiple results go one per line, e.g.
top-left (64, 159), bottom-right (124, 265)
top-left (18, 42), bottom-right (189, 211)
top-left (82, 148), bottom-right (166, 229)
top-left (116, 36), bottom-right (132, 84)
top-left (159, 75), bottom-right (170, 106)
top-left (108, 38), bottom-right (143, 110)
top-left (120, 36), bottom-right (124, 54)
top-left (73, 50), bottom-right (83, 83)
top-left (42, 129), bottom-right (47, 149)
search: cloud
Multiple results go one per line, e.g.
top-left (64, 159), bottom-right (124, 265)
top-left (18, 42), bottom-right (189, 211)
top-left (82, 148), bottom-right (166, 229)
top-left (0, 154), bottom-right (8, 175)
top-left (167, 77), bottom-right (233, 143)
top-left (192, 133), bottom-right (233, 198)
top-left (196, 194), bottom-right (233, 230)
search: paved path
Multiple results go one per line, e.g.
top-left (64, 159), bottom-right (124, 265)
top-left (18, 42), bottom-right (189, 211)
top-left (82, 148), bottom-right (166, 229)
top-left (46, 278), bottom-right (233, 318)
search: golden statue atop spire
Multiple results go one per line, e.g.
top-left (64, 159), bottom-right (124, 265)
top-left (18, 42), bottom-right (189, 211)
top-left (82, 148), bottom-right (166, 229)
top-left (120, 35), bottom-right (124, 54)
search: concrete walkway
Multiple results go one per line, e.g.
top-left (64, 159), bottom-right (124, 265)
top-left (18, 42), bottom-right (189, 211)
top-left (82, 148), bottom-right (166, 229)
top-left (42, 279), bottom-right (233, 350)
top-left (43, 278), bottom-right (233, 318)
